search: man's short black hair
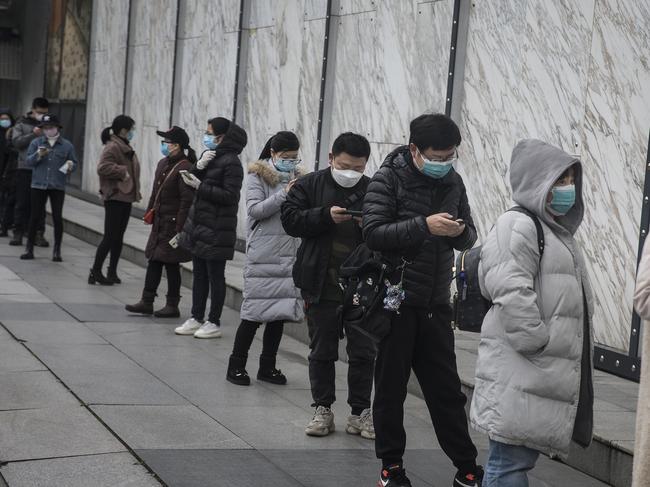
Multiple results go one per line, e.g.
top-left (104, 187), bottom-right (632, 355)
top-left (331, 132), bottom-right (371, 160)
top-left (32, 97), bottom-right (49, 109)
top-left (409, 113), bottom-right (461, 151)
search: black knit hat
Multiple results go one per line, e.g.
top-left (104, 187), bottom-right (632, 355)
top-left (156, 126), bottom-right (190, 148)
top-left (39, 113), bottom-right (62, 128)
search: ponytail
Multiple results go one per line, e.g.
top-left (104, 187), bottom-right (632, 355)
top-left (186, 145), bottom-right (197, 164)
top-left (100, 114), bottom-right (136, 145)
top-left (258, 130), bottom-right (300, 160)
top-left (100, 127), bottom-right (112, 144)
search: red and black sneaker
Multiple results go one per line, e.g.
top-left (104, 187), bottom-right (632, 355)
top-left (378, 464), bottom-right (412, 487)
top-left (453, 465), bottom-right (484, 487)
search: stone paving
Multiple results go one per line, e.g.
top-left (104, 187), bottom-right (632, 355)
top-left (0, 229), bottom-right (611, 486)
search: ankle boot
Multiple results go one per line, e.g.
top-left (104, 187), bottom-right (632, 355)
top-left (227, 356), bottom-right (250, 386)
top-left (257, 356), bottom-right (287, 385)
top-left (34, 231), bottom-right (49, 248)
top-left (20, 242), bottom-right (34, 260)
top-left (106, 270), bottom-right (121, 284)
top-left (125, 290), bottom-right (156, 315)
top-left (9, 230), bottom-right (23, 246)
top-left (154, 295), bottom-right (181, 318)
top-left (88, 268), bottom-right (113, 285)
top-left (52, 244), bottom-right (62, 262)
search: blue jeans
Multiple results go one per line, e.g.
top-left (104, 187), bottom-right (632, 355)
top-left (484, 440), bottom-right (540, 486)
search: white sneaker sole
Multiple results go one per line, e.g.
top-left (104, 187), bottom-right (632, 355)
top-left (346, 425), bottom-right (375, 440)
top-left (305, 423), bottom-right (335, 437)
top-left (175, 328), bottom-right (200, 335)
top-left (194, 331), bottom-right (222, 339)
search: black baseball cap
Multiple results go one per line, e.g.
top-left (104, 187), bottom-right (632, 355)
top-left (39, 113), bottom-right (62, 128)
top-left (156, 126), bottom-right (190, 148)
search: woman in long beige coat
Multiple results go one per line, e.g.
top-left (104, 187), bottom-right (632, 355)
top-left (633, 237), bottom-right (650, 487)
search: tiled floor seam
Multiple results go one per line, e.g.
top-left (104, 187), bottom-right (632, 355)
top-left (0, 451), bottom-right (131, 465)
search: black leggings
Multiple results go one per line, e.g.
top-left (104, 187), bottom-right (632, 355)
top-left (144, 260), bottom-right (181, 298)
top-left (231, 320), bottom-right (285, 363)
top-left (92, 200), bottom-right (132, 273)
top-left (27, 188), bottom-right (64, 247)
top-left (191, 257), bottom-right (226, 324)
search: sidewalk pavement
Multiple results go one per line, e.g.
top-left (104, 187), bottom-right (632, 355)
top-left (0, 217), bottom-right (612, 485)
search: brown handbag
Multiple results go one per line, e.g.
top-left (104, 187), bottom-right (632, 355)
top-left (143, 161), bottom-right (185, 225)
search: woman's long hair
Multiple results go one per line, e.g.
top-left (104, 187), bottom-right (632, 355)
top-left (258, 131), bottom-right (300, 160)
top-left (101, 115), bottom-right (135, 144)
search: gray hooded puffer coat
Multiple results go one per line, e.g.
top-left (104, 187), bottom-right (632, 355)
top-left (470, 139), bottom-right (594, 459)
top-left (240, 160), bottom-right (304, 323)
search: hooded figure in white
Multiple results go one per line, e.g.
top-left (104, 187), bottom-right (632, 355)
top-left (471, 139), bottom-right (594, 459)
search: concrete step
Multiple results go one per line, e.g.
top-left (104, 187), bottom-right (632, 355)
top-left (52, 194), bottom-right (635, 486)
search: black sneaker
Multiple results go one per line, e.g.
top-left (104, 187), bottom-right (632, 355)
top-left (257, 367), bottom-right (287, 385)
top-left (378, 465), bottom-right (411, 487)
top-left (227, 367), bottom-right (251, 386)
top-left (453, 466), bottom-right (483, 487)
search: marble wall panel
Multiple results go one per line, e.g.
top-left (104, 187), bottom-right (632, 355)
top-left (328, 0), bottom-right (454, 174)
top-left (82, 0), bottom-right (130, 197)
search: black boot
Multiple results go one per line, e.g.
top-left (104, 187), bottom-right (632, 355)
top-left (125, 290), bottom-right (156, 315)
top-left (257, 356), bottom-right (287, 385)
top-left (20, 241), bottom-right (34, 260)
top-left (9, 230), bottom-right (22, 246)
top-left (34, 231), bottom-right (49, 248)
top-left (88, 268), bottom-right (113, 285)
top-left (106, 270), bottom-right (121, 284)
top-left (52, 244), bottom-right (62, 262)
top-left (154, 295), bottom-right (181, 318)
top-left (227, 356), bottom-right (251, 386)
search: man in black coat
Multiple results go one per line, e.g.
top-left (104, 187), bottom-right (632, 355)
top-left (281, 132), bottom-right (376, 440)
top-left (363, 114), bottom-right (482, 487)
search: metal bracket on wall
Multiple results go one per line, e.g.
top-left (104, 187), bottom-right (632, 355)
top-left (594, 130), bottom-right (650, 382)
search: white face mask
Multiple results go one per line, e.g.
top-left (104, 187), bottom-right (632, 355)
top-left (331, 167), bottom-right (363, 188)
top-left (33, 112), bottom-right (44, 121)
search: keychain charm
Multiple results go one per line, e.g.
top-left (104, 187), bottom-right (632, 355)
top-left (383, 258), bottom-right (409, 314)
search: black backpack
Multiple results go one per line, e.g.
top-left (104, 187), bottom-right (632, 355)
top-left (452, 207), bottom-right (545, 333)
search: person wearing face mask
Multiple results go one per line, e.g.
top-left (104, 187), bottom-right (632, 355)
top-left (175, 117), bottom-right (248, 338)
top-left (125, 126), bottom-right (196, 317)
top-left (471, 139), bottom-right (593, 486)
top-left (226, 131), bottom-right (304, 387)
top-left (88, 115), bottom-right (142, 285)
top-left (0, 108), bottom-right (17, 237)
top-left (281, 132), bottom-right (376, 440)
top-left (10, 97), bottom-right (50, 247)
top-left (20, 114), bottom-right (77, 262)
top-left (363, 114), bottom-right (481, 487)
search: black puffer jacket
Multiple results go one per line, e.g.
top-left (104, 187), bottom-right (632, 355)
top-left (281, 167), bottom-right (369, 304)
top-left (179, 122), bottom-right (247, 261)
top-left (363, 146), bottom-right (477, 307)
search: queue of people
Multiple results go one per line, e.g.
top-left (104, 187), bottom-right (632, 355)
top-left (1, 99), bottom-right (602, 487)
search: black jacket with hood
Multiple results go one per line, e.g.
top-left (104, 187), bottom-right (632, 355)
top-left (179, 121), bottom-right (247, 261)
top-left (363, 146), bottom-right (477, 308)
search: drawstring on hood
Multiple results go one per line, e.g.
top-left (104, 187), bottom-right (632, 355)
top-left (509, 139), bottom-right (584, 235)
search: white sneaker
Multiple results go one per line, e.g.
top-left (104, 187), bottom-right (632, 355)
top-left (193, 321), bottom-right (222, 339)
top-left (305, 405), bottom-right (335, 437)
top-left (346, 408), bottom-right (375, 440)
top-left (174, 318), bottom-right (202, 335)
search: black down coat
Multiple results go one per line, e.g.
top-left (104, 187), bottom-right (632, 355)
top-left (144, 152), bottom-right (194, 263)
top-left (362, 146), bottom-right (477, 307)
top-left (179, 121), bottom-right (247, 261)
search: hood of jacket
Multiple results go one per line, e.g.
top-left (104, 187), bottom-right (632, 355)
top-left (214, 120), bottom-right (247, 157)
top-left (510, 139), bottom-right (583, 235)
top-left (248, 159), bottom-right (305, 186)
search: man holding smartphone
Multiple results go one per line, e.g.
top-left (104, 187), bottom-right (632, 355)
top-left (281, 132), bottom-right (376, 440)
top-left (363, 114), bottom-right (482, 487)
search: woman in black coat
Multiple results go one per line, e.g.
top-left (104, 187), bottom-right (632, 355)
top-left (125, 126), bottom-right (196, 318)
top-left (175, 117), bottom-right (247, 338)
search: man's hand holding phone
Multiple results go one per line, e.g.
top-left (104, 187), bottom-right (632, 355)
top-left (330, 206), bottom-right (353, 224)
top-left (426, 213), bottom-right (465, 237)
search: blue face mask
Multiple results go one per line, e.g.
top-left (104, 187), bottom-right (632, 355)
top-left (160, 142), bottom-right (170, 157)
top-left (273, 158), bottom-right (300, 173)
top-left (203, 134), bottom-right (218, 150)
top-left (549, 184), bottom-right (576, 215)
top-left (126, 130), bottom-right (135, 141)
top-left (418, 149), bottom-right (455, 179)
top-left (0, 119), bottom-right (11, 129)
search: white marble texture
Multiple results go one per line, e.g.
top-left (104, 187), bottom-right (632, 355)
top-left (123, 0), bottom-right (179, 209)
top-left (237, 0), bottom-right (327, 236)
top-left (82, 0), bottom-right (130, 197)
top-left (328, 0), bottom-right (454, 173)
top-left (172, 0), bottom-right (240, 148)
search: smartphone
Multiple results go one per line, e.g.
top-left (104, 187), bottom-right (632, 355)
top-left (455, 218), bottom-right (464, 224)
top-left (343, 210), bottom-right (363, 218)
top-left (179, 170), bottom-right (189, 175)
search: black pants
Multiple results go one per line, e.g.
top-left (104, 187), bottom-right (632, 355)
top-left (92, 200), bottom-right (132, 273)
top-left (14, 169), bottom-right (44, 233)
top-left (27, 188), bottom-right (64, 247)
top-left (373, 305), bottom-right (477, 471)
top-left (191, 257), bottom-right (226, 324)
top-left (0, 184), bottom-right (15, 230)
top-left (144, 260), bottom-right (181, 297)
top-left (231, 320), bottom-right (284, 365)
top-left (307, 301), bottom-right (376, 412)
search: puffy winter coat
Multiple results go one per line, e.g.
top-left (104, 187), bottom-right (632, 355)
top-left (471, 139), bottom-right (594, 459)
top-left (240, 160), bottom-right (304, 323)
top-left (144, 152), bottom-right (194, 263)
top-left (363, 146), bottom-right (477, 307)
top-left (179, 122), bottom-right (247, 261)
top-left (97, 134), bottom-right (142, 203)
